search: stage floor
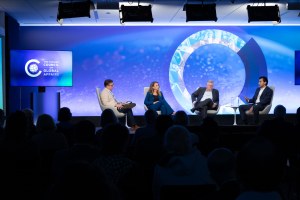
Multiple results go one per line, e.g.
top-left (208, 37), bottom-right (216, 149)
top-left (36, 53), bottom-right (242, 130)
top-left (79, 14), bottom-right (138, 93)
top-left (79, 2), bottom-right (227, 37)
top-left (71, 114), bottom-right (297, 127)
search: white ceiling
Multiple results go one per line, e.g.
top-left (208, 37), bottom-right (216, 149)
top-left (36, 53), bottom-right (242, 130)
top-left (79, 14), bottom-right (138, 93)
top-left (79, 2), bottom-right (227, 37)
top-left (0, 0), bottom-right (300, 26)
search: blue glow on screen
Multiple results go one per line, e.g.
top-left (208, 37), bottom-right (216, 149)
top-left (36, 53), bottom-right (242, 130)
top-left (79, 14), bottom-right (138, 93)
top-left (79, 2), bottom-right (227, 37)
top-left (10, 50), bottom-right (72, 87)
top-left (20, 26), bottom-right (300, 116)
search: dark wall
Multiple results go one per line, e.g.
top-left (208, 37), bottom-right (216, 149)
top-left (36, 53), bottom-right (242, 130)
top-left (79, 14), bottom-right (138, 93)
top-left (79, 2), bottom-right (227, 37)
top-left (5, 14), bottom-right (37, 114)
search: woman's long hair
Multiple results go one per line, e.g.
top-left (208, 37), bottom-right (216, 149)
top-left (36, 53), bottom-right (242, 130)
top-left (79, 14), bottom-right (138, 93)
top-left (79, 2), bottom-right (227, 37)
top-left (148, 81), bottom-right (161, 96)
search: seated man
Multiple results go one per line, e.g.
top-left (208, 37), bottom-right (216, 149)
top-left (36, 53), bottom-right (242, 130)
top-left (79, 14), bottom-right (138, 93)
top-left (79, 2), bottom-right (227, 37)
top-left (100, 79), bottom-right (138, 130)
top-left (238, 76), bottom-right (273, 125)
top-left (190, 80), bottom-right (219, 119)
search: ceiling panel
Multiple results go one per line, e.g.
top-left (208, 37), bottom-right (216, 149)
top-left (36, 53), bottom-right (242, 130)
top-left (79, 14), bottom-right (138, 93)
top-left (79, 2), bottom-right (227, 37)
top-left (0, 0), bottom-right (299, 26)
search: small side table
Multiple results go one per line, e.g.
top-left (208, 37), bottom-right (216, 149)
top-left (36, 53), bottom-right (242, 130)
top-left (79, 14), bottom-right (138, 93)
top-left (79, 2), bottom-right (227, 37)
top-left (231, 106), bottom-right (239, 125)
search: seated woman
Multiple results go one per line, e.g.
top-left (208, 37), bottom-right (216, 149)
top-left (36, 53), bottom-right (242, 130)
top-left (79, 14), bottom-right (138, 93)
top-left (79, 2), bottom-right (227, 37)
top-left (144, 81), bottom-right (175, 115)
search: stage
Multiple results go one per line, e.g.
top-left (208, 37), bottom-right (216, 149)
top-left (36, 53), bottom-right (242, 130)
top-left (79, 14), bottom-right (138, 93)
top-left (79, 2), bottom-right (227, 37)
top-left (71, 114), bottom-right (297, 127)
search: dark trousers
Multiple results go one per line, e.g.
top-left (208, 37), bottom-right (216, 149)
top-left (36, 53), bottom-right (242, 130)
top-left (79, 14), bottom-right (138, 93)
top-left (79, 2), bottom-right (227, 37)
top-left (118, 108), bottom-right (136, 127)
top-left (194, 99), bottom-right (215, 119)
top-left (239, 104), bottom-right (264, 124)
top-left (148, 101), bottom-right (174, 115)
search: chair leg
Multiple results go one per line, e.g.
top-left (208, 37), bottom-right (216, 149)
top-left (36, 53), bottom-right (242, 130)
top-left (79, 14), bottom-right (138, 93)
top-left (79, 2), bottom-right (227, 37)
top-left (125, 114), bottom-right (130, 128)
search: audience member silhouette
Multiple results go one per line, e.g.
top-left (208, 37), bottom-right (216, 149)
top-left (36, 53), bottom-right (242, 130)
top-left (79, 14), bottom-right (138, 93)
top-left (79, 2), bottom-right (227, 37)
top-left (134, 115), bottom-right (174, 168)
top-left (0, 108), bottom-right (5, 128)
top-left (0, 109), bottom-right (4, 140)
top-left (32, 114), bottom-right (68, 151)
top-left (131, 109), bottom-right (158, 146)
top-left (100, 108), bottom-right (119, 127)
top-left (236, 136), bottom-right (285, 200)
top-left (0, 111), bottom-right (41, 200)
top-left (46, 160), bottom-right (120, 200)
top-left (3, 110), bottom-right (27, 141)
top-left (173, 110), bottom-right (190, 126)
top-left (207, 148), bottom-right (240, 200)
top-left (22, 108), bottom-right (37, 138)
top-left (56, 107), bottom-right (74, 146)
top-left (52, 120), bottom-right (100, 182)
top-left (93, 123), bottom-right (144, 200)
top-left (295, 107), bottom-right (300, 129)
top-left (290, 106), bottom-right (300, 200)
top-left (292, 107), bottom-right (300, 164)
top-left (96, 108), bottom-right (119, 139)
top-left (153, 125), bottom-right (213, 200)
top-left (32, 114), bottom-right (68, 188)
top-left (173, 110), bottom-right (199, 146)
top-left (133, 115), bottom-right (174, 200)
top-left (258, 105), bottom-right (295, 161)
top-left (196, 117), bottom-right (220, 156)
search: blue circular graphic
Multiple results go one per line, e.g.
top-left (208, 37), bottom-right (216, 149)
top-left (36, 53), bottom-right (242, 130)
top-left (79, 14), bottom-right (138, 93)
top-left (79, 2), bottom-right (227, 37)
top-left (169, 29), bottom-right (246, 113)
top-left (25, 59), bottom-right (42, 77)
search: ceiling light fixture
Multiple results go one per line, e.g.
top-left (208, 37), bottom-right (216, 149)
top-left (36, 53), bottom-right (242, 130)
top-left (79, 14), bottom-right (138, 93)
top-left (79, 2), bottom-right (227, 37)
top-left (184, 3), bottom-right (218, 22)
top-left (247, 4), bottom-right (281, 23)
top-left (57, 0), bottom-right (93, 24)
top-left (119, 4), bottom-right (153, 23)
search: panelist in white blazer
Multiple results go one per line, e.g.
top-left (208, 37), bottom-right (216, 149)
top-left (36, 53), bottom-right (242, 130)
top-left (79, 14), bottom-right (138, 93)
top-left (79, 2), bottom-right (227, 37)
top-left (100, 79), bottom-right (138, 130)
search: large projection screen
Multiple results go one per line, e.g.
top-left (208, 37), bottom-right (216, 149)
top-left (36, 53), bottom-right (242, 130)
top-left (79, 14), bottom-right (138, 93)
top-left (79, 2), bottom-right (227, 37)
top-left (19, 26), bottom-right (300, 116)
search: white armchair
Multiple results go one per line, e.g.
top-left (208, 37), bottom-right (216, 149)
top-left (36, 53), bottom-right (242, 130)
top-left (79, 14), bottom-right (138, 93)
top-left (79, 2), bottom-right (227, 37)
top-left (193, 87), bottom-right (220, 116)
top-left (96, 87), bottom-right (128, 127)
top-left (246, 86), bottom-right (275, 115)
top-left (195, 106), bottom-right (220, 116)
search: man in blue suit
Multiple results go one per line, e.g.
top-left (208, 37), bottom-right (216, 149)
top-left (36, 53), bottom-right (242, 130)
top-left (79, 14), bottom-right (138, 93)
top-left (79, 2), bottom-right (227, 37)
top-left (239, 76), bottom-right (273, 125)
top-left (191, 80), bottom-right (219, 119)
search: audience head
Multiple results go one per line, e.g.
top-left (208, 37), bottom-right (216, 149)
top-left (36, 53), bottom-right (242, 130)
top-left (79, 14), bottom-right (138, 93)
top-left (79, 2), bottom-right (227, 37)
top-left (296, 107), bottom-right (300, 123)
top-left (144, 109), bottom-right (158, 125)
top-left (58, 107), bottom-right (72, 122)
top-left (0, 108), bottom-right (5, 127)
top-left (237, 136), bottom-right (285, 191)
top-left (173, 110), bottom-right (189, 126)
top-left (197, 117), bottom-right (220, 156)
top-left (4, 110), bottom-right (27, 140)
top-left (22, 108), bottom-right (34, 124)
top-left (201, 117), bottom-right (219, 136)
top-left (259, 76), bottom-right (268, 86)
top-left (164, 125), bottom-right (192, 156)
top-left (273, 104), bottom-right (286, 119)
top-left (36, 114), bottom-right (56, 133)
top-left (100, 123), bottom-right (129, 155)
top-left (100, 109), bottom-right (118, 128)
top-left (73, 120), bottom-right (96, 145)
top-left (207, 148), bottom-right (236, 185)
top-left (155, 115), bottom-right (174, 136)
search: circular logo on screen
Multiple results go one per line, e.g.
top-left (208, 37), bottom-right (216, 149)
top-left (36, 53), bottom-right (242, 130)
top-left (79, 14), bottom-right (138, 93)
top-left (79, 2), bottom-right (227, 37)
top-left (25, 59), bottom-right (42, 77)
top-left (169, 29), bottom-right (246, 112)
top-left (169, 29), bottom-right (267, 114)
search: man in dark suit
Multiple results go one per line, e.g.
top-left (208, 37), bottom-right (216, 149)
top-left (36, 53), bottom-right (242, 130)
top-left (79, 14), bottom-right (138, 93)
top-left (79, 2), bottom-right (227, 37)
top-left (239, 76), bottom-right (273, 125)
top-left (190, 80), bottom-right (219, 119)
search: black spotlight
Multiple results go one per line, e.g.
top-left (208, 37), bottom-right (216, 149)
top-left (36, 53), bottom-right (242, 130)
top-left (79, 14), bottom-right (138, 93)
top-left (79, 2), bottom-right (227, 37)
top-left (119, 5), bottom-right (153, 23)
top-left (57, 0), bottom-right (92, 21)
top-left (184, 3), bottom-right (217, 22)
top-left (247, 5), bottom-right (281, 23)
